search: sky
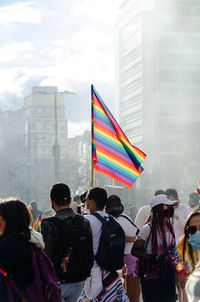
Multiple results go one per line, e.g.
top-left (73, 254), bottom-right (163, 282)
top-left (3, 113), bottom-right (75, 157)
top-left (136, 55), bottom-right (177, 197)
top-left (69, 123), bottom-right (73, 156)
top-left (0, 0), bottom-right (120, 137)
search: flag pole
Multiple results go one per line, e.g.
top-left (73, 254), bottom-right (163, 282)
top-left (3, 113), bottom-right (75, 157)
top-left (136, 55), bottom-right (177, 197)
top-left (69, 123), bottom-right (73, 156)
top-left (91, 84), bottom-right (94, 188)
top-left (91, 158), bottom-right (94, 188)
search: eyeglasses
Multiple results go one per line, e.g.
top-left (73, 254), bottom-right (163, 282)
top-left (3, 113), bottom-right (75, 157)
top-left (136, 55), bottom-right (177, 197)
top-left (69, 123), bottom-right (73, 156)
top-left (186, 225), bottom-right (199, 235)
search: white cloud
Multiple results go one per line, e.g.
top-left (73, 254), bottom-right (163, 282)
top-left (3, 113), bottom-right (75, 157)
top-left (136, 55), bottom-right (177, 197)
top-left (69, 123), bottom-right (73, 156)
top-left (0, 66), bottom-right (46, 95)
top-left (68, 121), bottom-right (90, 138)
top-left (0, 42), bottom-right (35, 64)
top-left (0, 0), bottom-right (117, 135)
top-left (68, 0), bottom-right (114, 23)
top-left (0, 67), bottom-right (28, 95)
top-left (0, 2), bottom-right (43, 25)
top-left (0, 0), bottom-right (116, 91)
top-left (40, 27), bottom-right (114, 88)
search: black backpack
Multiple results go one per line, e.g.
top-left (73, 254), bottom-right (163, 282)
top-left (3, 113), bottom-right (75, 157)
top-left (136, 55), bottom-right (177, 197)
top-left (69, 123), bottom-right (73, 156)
top-left (92, 212), bottom-right (125, 272)
top-left (45, 214), bottom-right (94, 283)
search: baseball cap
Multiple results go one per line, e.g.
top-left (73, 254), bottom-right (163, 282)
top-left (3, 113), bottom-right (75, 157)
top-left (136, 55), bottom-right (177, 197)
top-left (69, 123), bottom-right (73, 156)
top-left (150, 194), bottom-right (178, 209)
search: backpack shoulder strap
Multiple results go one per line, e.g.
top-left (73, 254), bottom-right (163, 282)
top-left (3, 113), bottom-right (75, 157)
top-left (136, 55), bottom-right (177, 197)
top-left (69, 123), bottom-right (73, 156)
top-left (144, 223), bottom-right (152, 251)
top-left (91, 212), bottom-right (106, 223)
top-left (119, 214), bottom-right (140, 233)
top-left (74, 213), bottom-right (84, 223)
top-left (45, 215), bottom-right (75, 229)
top-left (74, 214), bottom-right (91, 231)
top-left (45, 216), bottom-right (63, 228)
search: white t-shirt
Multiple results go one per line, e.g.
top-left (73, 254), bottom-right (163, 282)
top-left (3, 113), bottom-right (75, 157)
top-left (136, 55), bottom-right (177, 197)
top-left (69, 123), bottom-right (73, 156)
top-left (134, 205), bottom-right (151, 230)
top-left (117, 214), bottom-right (137, 255)
top-left (85, 211), bottom-right (109, 256)
top-left (174, 203), bottom-right (192, 243)
top-left (186, 259), bottom-right (200, 302)
top-left (139, 223), bottom-right (174, 255)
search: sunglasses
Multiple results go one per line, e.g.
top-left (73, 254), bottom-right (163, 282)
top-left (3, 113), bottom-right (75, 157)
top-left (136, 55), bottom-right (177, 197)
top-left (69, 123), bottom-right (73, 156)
top-left (186, 225), bottom-right (199, 235)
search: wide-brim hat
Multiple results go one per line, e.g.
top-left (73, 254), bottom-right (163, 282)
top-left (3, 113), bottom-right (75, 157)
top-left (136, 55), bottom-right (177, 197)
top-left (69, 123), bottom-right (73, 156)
top-left (150, 194), bottom-right (178, 209)
top-left (105, 195), bottom-right (124, 215)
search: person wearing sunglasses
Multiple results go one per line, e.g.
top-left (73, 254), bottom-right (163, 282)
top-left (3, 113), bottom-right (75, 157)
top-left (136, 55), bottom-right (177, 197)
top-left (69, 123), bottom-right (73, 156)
top-left (178, 209), bottom-right (200, 302)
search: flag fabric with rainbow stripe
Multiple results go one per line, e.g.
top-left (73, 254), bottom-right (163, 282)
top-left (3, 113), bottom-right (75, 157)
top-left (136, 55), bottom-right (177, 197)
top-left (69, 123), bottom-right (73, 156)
top-left (34, 216), bottom-right (41, 233)
top-left (91, 85), bottom-right (146, 188)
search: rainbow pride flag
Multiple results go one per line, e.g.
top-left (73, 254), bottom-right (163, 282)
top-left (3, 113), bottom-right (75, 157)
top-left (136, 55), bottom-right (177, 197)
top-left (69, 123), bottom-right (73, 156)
top-left (34, 216), bottom-right (41, 232)
top-left (91, 85), bottom-right (146, 188)
top-left (0, 268), bottom-right (7, 277)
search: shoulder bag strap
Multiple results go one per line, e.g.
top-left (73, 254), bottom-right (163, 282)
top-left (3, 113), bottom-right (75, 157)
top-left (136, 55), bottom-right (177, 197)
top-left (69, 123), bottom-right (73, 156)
top-left (118, 214), bottom-right (140, 234)
top-left (144, 223), bottom-right (152, 251)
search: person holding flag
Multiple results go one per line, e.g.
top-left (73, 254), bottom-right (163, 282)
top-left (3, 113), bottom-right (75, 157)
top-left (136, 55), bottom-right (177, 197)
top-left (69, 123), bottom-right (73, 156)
top-left (34, 216), bottom-right (41, 233)
top-left (26, 206), bottom-right (44, 250)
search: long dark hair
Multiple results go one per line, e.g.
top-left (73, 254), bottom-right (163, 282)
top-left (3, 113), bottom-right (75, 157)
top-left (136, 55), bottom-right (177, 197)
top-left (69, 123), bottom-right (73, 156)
top-left (151, 204), bottom-right (175, 255)
top-left (0, 199), bottom-right (31, 240)
top-left (178, 209), bottom-right (200, 272)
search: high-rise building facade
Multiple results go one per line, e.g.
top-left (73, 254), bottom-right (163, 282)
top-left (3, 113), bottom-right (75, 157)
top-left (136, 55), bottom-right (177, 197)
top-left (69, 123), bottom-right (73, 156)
top-left (116, 0), bottom-right (200, 192)
top-left (24, 86), bottom-right (68, 205)
top-left (0, 108), bottom-right (26, 198)
top-left (0, 87), bottom-right (69, 207)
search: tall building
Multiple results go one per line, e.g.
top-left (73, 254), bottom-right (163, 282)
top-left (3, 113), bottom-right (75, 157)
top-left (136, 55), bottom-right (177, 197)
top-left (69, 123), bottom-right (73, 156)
top-left (0, 108), bottom-right (26, 198)
top-left (67, 130), bottom-right (91, 194)
top-left (24, 86), bottom-right (68, 205)
top-left (116, 0), bottom-right (200, 192)
top-left (0, 87), bottom-right (69, 208)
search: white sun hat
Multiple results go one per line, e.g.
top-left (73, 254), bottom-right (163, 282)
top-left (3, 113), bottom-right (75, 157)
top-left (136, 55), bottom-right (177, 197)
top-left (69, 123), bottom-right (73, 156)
top-left (150, 194), bottom-right (178, 209)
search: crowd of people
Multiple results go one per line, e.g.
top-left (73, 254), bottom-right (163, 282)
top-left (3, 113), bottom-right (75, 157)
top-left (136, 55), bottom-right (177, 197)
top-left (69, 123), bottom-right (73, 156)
top-left (0, 183), bottom-right (200, 302)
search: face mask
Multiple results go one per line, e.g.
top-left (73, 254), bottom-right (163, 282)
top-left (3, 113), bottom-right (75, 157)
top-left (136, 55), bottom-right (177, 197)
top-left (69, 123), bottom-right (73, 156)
top-left (188, 231), bottom-right (200, 250)
top-left (164, 207), bottom-right (174, 217)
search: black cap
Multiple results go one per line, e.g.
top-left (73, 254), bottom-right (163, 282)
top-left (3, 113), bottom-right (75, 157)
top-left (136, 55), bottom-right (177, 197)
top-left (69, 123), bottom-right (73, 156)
top-left (105, 195), bottom-right (124, 216)
top-left (50, 183), bottom-right (70, 204)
